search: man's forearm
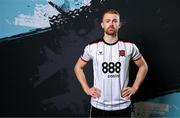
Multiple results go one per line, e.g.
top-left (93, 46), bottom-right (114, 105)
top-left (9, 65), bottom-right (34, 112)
top-left (132, 64), bottom-right (148, 90)
top-left (74, 67), bottom-right (90, 94)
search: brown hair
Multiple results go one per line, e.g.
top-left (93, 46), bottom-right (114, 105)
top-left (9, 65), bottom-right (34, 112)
top-left (102, 9), bottom-right (120, 20)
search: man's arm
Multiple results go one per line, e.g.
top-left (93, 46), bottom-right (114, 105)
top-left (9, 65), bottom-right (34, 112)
top-left (122, 56), bottom-right (148, 97)
top-left (132, 56), bottom-right (148, 91)
top-left (74, 58), bottom-right (101, 98)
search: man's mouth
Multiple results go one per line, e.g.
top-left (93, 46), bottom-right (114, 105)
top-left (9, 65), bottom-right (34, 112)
top-left (108, 27), bottom-right (115, 30)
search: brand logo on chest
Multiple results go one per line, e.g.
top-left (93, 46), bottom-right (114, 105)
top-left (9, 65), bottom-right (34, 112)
top-left (98, 51), bottom-right (104, 55)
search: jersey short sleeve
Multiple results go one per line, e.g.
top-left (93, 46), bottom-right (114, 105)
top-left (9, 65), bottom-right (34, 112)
top-left (131, 43), bottom-right (142, 61)
top-left (81, 45), bottom-right (92, 62)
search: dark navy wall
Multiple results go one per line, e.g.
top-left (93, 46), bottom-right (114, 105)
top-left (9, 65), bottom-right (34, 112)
top-left (0, 0), bottom-right (180, 117)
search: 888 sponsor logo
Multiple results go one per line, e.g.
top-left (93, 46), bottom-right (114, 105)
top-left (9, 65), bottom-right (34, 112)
top-left (102, 62), bottom-right (121, 73)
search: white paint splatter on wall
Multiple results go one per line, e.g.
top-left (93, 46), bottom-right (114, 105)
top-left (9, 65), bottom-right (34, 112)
top-left (0, 0), bottom-right (92, 39)
top-left (14, 0), bottom-right (91, 28)
top-left (15, 4), bottom-right (59, 28)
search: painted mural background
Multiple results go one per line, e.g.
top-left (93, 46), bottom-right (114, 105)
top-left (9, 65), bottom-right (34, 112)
top-left (0, 0), bottom-right (180, 117)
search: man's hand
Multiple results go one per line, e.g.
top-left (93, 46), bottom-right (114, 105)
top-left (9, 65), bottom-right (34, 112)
top-left (86, 87), bottom-right (101, 98)
top-left (122, 86), bottom-right (137, 98)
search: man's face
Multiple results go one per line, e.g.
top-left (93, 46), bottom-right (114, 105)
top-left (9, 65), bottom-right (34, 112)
top-left (101, 13), bottom-right (121, 36)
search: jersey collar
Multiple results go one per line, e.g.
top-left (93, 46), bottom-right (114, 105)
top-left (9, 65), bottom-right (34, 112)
top-left (102, 37), bottom-right (119, 45)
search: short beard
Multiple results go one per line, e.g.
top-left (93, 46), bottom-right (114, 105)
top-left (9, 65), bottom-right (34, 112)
top-left (105, 29), bottom-right (117, 36)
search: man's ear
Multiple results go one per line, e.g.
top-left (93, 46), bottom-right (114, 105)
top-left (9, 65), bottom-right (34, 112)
top-left (119, 22), bottom-right (122, 29)
top-left (101, 22), bottom-right (104, 29)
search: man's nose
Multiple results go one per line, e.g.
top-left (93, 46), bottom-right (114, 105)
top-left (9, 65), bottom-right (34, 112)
top-left (109, 21), bottom-right (113, 25)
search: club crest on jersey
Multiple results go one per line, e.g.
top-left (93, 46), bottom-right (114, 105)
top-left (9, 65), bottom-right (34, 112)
top-left (119, 50), bottom-right (125, 56)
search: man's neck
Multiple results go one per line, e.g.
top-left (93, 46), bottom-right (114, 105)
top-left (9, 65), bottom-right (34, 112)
top-left (103, 34), bottom-right (118, 44)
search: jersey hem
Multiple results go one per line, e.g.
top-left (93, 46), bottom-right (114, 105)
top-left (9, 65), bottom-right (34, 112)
top-left (91, 100), bottom-right (131, 111)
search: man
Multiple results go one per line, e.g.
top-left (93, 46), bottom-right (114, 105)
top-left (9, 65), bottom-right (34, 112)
top-left (74, 9), bottom-right (148, 117)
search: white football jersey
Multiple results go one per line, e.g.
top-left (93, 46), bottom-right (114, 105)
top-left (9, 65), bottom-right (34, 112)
top-left (81, 38), bottom-right (142, 111)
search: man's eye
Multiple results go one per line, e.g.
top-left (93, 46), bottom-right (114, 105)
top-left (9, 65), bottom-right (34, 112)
top-left (113, 20), bottom-right (118, 23)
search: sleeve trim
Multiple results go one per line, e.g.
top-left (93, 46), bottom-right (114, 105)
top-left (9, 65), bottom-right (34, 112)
top-left (133, 55), bottom-right (142, 61)
top-left (80, 56), bottom-right (89, 62)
